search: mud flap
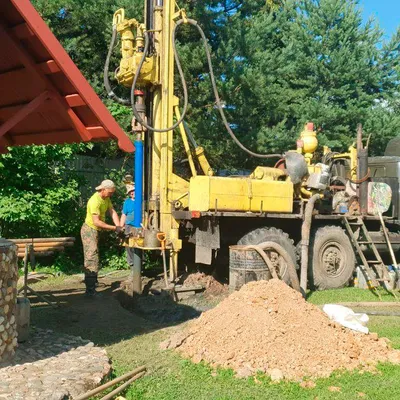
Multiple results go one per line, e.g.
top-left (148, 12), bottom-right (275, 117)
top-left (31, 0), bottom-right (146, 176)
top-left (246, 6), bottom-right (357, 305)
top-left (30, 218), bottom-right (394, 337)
top-left (194, 217), bottom-right (220, 265)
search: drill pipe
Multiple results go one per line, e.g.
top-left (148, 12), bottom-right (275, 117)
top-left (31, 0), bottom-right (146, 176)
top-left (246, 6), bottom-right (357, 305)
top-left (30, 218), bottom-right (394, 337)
top-left (300, 194), bottom-right (321, 297)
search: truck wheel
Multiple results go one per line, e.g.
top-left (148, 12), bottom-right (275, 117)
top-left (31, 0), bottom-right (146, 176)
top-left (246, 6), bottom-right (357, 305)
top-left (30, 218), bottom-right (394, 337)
top-left (238, 227), bottom-right (297, 283)
top-left (309, 226), bottom-right (355, 290)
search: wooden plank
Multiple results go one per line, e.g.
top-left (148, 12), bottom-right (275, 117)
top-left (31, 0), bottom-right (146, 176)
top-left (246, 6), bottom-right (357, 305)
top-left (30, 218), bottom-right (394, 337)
top-left (10, 237), bottom-right (75, 243)
top-left (0, 91), bottom-right (49, 138)
top-left (65, 94), bottom-right (85, 108)
top-left (39, 60), bottom-right (60, 75)
top-left (11, 22), bottom-right (34, 39)
top-left (15, 242), bottom-right (74, 248)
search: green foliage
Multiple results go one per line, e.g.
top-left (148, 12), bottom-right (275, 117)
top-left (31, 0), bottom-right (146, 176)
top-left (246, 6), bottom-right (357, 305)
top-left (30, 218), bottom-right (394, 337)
top-left (0, 144), bottom-right (89, 238)
top-left (6, 0), bottom-right (398, 267)
top-left (101, 250), bottom-right (128, 270)
top-left (31, 0), bottom-right (143, 89)
top-left (173, 0), bottom-right (400, 168)
top-left (52, 251), bottom-right (82, 274)
top-left (31, 0), bottom-right (400, 171)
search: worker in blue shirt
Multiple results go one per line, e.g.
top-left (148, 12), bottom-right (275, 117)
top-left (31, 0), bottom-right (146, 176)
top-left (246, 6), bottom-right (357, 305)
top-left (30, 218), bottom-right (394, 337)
top-left (120, 184), bottom-right (135, 268)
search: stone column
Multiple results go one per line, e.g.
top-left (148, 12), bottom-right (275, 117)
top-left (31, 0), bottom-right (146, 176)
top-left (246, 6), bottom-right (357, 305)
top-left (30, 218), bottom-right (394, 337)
top-left (0, 239), bottom-right (18, 362)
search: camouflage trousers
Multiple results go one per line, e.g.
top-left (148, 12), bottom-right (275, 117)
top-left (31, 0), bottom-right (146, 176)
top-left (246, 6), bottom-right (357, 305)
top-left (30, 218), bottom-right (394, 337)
top-left (80, 223), bottom-right (99, 274)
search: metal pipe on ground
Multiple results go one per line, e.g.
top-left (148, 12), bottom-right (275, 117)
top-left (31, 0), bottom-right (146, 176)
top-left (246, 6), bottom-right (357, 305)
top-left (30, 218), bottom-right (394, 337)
top-left (74, 366), bottom-right (146, 400)
top-left (317, 304), bottom-right (400, 317)
top-left (357, 311), bottom-right (400, 317)
top-left (300, 194), bottom-right (321, 297)
top-left (100, 371), bottom-right (146, 400)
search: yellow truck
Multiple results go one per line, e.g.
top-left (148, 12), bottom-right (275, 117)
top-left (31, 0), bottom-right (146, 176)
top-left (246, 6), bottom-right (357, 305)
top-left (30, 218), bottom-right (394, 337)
top-left (104, 0), bottom-right (400, 296)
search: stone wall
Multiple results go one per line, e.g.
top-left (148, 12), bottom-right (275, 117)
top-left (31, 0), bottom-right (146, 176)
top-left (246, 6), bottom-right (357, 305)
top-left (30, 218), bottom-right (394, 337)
top-left (0, 239), bottom-right (18, 362)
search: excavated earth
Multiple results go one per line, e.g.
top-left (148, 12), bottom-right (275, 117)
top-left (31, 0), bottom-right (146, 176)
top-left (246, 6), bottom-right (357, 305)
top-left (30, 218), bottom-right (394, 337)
top-left (182, 272), bottom-right (228, 297)
top-left (161, 279), bottom-right (400, 381)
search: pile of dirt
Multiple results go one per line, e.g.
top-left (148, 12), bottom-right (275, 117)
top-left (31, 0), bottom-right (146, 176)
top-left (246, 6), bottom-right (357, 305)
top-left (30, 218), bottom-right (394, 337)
top-left (162, 279), bottom-right (400, 380)
top-left (183, 272), bottom-right (228, 296)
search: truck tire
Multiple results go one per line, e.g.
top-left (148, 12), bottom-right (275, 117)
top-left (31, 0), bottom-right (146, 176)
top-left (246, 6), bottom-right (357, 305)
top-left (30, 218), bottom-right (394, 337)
top-left (238, 227), bottom-right (297, 283)
top-left (309, 226), bottom-right (355, 290)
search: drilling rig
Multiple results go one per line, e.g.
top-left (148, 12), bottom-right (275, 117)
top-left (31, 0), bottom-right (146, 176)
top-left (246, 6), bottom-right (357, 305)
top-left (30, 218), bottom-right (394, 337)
top-left (105, 0), bottom-right (400, 297)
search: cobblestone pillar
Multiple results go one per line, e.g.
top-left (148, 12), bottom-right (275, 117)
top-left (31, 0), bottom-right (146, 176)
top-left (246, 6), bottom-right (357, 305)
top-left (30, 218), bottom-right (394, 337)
top-left (0, 239), bottom-right (18, 362)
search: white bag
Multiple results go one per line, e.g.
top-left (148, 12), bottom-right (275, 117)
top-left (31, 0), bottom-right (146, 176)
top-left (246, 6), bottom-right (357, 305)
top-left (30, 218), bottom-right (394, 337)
top-left (323, 304), bottom-right (369, 334)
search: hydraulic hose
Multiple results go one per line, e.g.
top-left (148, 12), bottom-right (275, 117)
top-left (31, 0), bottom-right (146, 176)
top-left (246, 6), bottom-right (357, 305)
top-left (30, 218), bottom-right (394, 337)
top-left (242, 244), bottom-right (279, 280)
top-left (130, 28), bottom-right (189, 132)
top-left (104, 26), bottom-right (131, 105)
top-left (181, 19), bottom-right (282, 159)
top-left (300, 194), bottom-right (321, 297)
top-left (131, 18), bottom-right (282, 158)
top-left (242, 241), bottom-right (301, 292)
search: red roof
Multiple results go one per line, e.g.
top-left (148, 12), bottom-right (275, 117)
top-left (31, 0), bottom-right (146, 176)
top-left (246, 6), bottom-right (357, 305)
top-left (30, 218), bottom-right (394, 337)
top-left (0, 0), bottom-right (134, 153)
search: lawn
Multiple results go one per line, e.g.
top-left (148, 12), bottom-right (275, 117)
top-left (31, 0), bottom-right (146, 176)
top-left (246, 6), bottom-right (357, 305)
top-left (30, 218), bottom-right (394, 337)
top-left (28, 276), bottom-right (400, 400)
top-left (109, 287), bottom-right (400, 400)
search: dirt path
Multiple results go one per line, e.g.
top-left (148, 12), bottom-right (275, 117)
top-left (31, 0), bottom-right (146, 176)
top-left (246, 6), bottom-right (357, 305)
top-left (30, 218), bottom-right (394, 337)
top-left (27, 272), bottom-right (215, 348)
top-left (28, 274), bottom-right (159, 347)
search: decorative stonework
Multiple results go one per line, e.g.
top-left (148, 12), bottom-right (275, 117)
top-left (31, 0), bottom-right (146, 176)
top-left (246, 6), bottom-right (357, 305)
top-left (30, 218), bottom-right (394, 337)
top-left (0, 239), bottom-right (18, 362)
top-left (0, 328), bottom-right (111, 400)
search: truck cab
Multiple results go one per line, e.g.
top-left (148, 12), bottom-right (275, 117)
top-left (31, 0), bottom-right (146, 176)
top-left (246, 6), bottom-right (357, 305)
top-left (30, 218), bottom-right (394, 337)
top-left (369, 137), bottom-right (400, 223)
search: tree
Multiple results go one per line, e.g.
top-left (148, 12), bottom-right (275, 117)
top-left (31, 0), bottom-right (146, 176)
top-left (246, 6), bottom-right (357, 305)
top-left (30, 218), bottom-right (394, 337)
top-left (0, 144), bottom-right (88, 238)
top-left (218, 0), bottom-right (394, 163)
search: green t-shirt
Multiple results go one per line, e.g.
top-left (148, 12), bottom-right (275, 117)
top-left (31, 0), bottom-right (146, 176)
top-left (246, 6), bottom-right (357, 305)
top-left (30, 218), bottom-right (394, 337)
top-left (85, 192), bottom-right (112, 230)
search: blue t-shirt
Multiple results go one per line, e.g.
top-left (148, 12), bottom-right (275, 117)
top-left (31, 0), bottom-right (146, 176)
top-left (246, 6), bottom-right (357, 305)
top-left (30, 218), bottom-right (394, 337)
top-left (122, 198), bottom-right (135, 226)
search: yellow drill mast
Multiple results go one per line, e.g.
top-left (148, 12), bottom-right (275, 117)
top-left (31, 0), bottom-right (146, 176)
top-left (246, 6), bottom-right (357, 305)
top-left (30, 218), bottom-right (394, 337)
top-left (112, 1), bottom-right (187, 282)
top-left (109, 1), bottom-right (361, 294)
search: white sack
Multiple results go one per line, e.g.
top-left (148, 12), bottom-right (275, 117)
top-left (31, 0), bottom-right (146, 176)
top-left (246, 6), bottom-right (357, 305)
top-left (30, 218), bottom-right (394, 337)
top-left (323, 304), bottom-right (369, 334)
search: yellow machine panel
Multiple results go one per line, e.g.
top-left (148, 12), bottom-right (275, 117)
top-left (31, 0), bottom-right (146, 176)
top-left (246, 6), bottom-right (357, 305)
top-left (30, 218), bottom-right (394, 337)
top-left (189, 176), bottom-right (293, 213)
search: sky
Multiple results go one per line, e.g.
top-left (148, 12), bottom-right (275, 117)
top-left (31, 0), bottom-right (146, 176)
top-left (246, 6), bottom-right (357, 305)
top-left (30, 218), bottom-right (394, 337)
top-left (360, 0), bottom-right (400, 39)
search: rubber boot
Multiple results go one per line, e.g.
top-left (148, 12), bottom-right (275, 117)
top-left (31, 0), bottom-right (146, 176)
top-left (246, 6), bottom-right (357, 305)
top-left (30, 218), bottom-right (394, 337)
top-left (84, 272), bottom-right (98, 296)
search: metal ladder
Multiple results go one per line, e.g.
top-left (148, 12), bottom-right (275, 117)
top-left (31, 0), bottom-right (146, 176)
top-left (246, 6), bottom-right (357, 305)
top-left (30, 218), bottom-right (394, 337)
top-left (343, 216), bottom-right (397, 300)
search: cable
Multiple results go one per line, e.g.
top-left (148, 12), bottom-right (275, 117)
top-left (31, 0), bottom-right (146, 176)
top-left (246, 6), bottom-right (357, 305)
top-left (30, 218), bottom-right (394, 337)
top-left (130, 29), bottom-right (189, 132)
top-left (181, 19), bottom-right (282, 159)
top-left (131, 19), bottom-right (281, 157)
top-left (104, 26), bottom-right (131, 105)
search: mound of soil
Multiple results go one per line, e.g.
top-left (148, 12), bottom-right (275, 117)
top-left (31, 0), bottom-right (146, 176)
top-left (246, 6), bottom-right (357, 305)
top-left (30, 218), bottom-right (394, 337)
top-left (162, 279), bottom-right (400, 380)
top-left (183, 272), bottom-right (228, 297)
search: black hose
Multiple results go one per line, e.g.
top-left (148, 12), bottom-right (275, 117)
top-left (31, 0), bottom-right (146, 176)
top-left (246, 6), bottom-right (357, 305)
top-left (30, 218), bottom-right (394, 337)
top-left (130, 28), bottom-right (189, 132)
top-left (182, 19), bottom-right (282, 159)
top-left (104, 27), bottom-right (131, 105)
top-left (131, 19), bottom-right (282, 158)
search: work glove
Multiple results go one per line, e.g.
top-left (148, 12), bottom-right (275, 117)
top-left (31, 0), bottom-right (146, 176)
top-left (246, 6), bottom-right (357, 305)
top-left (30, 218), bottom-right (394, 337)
top-left (115, 226), bottom-right (125, 235)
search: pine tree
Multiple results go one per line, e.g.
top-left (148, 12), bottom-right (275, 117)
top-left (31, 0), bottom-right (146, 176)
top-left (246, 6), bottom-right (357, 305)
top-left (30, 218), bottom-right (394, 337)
top-left (223, 0), bottom-right (390, 161)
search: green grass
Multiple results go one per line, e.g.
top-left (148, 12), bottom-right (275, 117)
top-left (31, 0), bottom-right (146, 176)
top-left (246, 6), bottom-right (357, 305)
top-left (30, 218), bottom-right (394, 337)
top-left (29, 277), bottom-right (400, 400)
top-left (103, 288), bottom-right (400, 400)
top-left (307, 287), bottom-right (399, 304)
top-left (111, 349), bottom-right (400, 400)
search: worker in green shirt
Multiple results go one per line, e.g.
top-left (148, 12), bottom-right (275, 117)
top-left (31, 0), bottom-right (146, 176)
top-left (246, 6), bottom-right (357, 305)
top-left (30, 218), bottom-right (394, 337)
top-left (81, 179), bottom-right (122, 296)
